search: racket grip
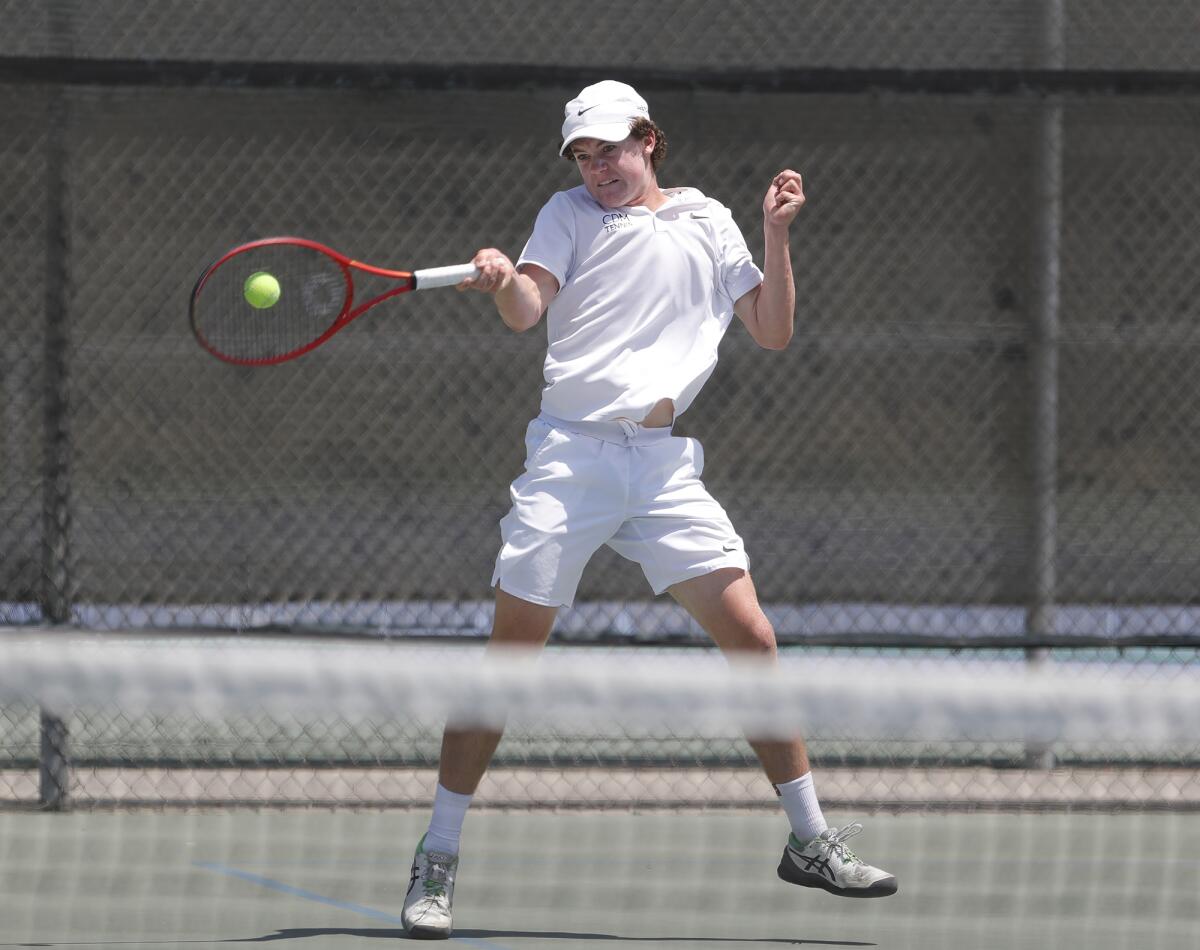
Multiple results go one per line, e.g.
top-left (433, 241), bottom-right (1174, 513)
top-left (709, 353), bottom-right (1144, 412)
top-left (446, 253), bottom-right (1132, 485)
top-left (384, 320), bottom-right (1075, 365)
top-left (413, 263), bottom-right (480, 290)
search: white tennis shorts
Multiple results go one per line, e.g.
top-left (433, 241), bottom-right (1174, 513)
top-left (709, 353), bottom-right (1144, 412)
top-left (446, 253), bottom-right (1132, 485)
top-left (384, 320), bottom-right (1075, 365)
top-left (491, 413), bottom-right (749, 608)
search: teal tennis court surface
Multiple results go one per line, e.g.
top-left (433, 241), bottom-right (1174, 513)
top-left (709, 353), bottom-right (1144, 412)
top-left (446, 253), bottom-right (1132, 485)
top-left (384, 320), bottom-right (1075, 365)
top-left (4, 810), bottom-right (1197, 949)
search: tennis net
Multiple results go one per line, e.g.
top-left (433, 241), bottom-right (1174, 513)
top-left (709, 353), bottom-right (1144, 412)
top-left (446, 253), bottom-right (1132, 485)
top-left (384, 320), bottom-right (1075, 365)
top-left (0, 634), bottom-right (1197, 948)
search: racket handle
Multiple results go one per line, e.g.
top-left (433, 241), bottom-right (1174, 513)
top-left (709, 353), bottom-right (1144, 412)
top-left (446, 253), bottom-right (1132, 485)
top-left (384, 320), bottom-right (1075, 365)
top-left (413, 263), bottom-right (480, 290)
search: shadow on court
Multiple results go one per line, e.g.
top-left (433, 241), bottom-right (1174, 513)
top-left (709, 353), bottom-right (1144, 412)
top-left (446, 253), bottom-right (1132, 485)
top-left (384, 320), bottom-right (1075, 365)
top-left (222, 930), bottom-right (874, 946)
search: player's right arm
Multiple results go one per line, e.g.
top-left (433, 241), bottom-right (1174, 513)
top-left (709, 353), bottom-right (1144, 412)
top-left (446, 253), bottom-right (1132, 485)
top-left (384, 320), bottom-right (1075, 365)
top-left (458, 249), bottom-right (558, 332)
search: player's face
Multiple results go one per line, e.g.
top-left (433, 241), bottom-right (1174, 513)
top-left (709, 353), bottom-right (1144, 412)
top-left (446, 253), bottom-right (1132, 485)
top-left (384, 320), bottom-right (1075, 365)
top-left (569, 135), bottom-right (656, 208)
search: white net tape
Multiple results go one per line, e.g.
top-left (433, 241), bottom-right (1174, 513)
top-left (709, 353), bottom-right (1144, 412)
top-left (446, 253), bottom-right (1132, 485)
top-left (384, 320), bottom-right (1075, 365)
top-left (2, 634), bottom-right (1196, 746)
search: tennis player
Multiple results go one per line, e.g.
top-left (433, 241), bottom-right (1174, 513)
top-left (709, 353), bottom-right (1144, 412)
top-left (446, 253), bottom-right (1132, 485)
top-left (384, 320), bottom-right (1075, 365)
top-left (401, 80), bottom-right (897, 938)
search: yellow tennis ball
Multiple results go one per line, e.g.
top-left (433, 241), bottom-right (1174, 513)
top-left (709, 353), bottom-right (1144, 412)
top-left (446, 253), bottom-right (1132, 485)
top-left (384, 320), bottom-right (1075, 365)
top-left (243, 271), bottom-right (281, 309)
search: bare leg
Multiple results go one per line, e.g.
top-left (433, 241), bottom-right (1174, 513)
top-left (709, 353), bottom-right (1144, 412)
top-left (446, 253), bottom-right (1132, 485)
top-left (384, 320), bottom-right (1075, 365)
top-left (437, 586), bottom-right (559, 794)
top-left (669, 567), bottom-right (809, 783)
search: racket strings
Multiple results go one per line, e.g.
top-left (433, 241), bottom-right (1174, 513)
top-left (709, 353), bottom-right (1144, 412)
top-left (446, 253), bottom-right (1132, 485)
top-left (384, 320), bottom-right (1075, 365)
top-left (191, 245), bottom-right (350, 363)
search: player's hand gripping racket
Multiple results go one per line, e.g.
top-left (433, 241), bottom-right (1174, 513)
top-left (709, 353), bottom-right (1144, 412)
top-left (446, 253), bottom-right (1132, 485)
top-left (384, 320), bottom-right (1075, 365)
top-left (189, 237), bottom-right (479, 365)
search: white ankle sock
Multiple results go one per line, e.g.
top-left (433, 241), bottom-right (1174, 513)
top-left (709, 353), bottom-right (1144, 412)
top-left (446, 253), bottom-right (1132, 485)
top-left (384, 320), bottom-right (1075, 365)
top-left (774, 773), bottom-right (828, 842)
top-left (423, 784), bottom-right (473, 855)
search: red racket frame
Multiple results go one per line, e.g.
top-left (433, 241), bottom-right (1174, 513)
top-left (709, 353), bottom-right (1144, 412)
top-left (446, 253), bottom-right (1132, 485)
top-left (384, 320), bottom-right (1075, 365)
top-left (190, 236), bottom-right (423, 366)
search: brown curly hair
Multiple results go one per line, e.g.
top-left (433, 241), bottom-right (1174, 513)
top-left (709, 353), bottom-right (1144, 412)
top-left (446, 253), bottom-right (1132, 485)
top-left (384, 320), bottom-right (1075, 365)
top-left (564, 117), bottom-right (668, 169)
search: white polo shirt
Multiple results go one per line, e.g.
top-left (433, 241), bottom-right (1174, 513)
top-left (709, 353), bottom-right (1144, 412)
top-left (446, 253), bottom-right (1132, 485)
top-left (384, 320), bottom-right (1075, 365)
top-left (516, 185), bottom-right (763, 423)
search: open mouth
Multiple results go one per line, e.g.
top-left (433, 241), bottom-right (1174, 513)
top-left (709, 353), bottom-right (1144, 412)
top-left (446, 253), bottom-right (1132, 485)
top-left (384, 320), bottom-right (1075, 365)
top-left (598, 178), bottom-right (619, 187)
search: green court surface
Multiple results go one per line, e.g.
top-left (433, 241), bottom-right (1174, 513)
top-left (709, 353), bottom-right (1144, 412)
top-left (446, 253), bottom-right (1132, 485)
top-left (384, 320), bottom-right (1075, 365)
top-left (2, 809), bottom-right (1196, 949)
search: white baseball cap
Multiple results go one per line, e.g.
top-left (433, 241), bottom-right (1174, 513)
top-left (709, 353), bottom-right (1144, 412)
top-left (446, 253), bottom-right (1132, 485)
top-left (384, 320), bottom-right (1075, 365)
top-left (559, 80), bottom-right (650, 156)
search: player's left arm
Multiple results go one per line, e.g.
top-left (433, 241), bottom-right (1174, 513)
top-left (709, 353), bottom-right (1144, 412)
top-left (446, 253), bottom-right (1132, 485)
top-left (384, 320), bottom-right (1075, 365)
top-left (734, 169), bottom-right (805, 351)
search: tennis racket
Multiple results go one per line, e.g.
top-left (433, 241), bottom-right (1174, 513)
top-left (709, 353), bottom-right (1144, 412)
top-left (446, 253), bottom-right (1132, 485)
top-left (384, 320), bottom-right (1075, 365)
top-left (189, 237), bottom-right (479, 366)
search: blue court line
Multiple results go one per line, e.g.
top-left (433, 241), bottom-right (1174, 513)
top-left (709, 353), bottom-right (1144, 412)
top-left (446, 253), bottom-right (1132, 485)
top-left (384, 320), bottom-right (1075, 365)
top-left (194, 861), bottom-right (510, 950)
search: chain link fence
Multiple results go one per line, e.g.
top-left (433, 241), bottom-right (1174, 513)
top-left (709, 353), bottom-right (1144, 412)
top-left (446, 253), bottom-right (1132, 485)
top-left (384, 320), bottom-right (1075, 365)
top-left (4, 86), bottom-right (1199, 642)
top-left (6, 0), bottom-right (1200, 71)
top-left (2, 1), bottom-right (1199, 808)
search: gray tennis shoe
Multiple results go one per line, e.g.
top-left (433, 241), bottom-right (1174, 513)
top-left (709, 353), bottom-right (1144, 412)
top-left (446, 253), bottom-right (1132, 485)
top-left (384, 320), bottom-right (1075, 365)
top-left (777, 822), bottom-right (898, 897)
top-left (402, 835), bottom-right (458, 939)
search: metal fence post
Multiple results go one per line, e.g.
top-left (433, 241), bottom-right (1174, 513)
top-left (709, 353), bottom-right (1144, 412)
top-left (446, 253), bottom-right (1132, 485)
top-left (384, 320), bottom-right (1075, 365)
top-left (38, 15), bottom-right (73, 806)
top-left (39, 708), bottom-right (70, 810)
top-left (1025, 0), bottom-right (1066, 770)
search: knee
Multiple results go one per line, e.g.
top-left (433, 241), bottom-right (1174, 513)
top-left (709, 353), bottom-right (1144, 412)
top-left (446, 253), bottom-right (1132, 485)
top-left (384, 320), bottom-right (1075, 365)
top-left (727, 616), bottom-right (779, 660)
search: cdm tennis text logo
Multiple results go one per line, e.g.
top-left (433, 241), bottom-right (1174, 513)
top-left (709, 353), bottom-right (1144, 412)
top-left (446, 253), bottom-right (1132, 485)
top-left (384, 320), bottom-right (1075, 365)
top-left (602, 211), bottom-right (632, 234)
